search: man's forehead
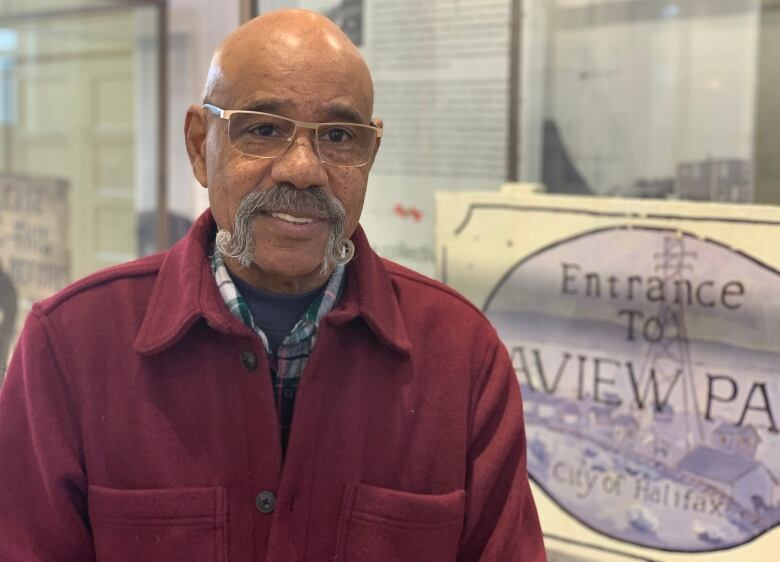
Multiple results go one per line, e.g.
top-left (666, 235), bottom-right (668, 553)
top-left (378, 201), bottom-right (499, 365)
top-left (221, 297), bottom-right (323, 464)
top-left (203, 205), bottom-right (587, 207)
top-left (205, 11), bottom-right (374, 117)
top-left (236, 97), bottom-right (368, 124)
top-left (215, 50), bottom-right (373, 122)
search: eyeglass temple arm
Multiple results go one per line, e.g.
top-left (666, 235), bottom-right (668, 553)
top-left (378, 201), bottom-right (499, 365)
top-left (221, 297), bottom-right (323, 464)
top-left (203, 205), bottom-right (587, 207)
top-left (202, 104), bottom-right (226, 119)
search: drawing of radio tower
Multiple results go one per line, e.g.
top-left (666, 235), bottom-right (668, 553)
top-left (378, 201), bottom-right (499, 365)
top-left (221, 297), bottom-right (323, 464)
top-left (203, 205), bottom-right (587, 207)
top-left (636, 232), bottom-right (705, 453)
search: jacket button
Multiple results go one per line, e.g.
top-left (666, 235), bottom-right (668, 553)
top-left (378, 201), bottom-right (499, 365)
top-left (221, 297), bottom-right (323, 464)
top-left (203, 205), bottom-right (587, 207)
top-left (241, 350), bottom-right (257, 371)
top-left (255, 490), bottom-right (276, 513)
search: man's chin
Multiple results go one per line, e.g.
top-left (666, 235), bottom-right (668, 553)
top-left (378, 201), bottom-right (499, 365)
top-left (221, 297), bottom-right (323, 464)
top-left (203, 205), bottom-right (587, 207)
top-left (244, 251), bottom-right (332, 292)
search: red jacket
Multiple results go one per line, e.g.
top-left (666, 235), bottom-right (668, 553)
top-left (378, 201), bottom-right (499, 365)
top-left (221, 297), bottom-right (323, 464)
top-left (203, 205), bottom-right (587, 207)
top-left (0, 210), bottom-right (545, 562)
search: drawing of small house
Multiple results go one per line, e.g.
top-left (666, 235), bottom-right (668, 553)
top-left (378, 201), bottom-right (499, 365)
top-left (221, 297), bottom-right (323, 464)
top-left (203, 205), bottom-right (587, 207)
top-left (712, 423), bottom-right (761, 458)
top-left (677, 446), bottom-right (776, 510)
top-left (524, 391), bottom-right (559, 422)
top-left (612, 414), bottom-right (640, 441)
top-left (558, 402), bottom-right (581, 425)
top-left (588, 404), bottom-right (612, 427)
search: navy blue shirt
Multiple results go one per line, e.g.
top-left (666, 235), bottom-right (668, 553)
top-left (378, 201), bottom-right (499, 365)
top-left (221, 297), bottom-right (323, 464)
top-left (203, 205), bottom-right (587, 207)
top-left (228, 272), bottom-right (325, 355)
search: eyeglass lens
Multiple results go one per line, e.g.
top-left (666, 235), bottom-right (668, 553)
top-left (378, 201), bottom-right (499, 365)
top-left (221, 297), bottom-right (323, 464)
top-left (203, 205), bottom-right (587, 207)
top-left (227, 112), bottom-right (376, 166)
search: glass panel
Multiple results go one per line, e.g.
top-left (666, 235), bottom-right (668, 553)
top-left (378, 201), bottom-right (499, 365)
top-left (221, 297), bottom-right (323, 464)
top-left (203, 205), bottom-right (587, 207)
top-left (520, 0), bottom-right (766, 204)
top-left (0, 4), bottom-right (161, 376)
top-left (754, 1), bottom-right (780, 204)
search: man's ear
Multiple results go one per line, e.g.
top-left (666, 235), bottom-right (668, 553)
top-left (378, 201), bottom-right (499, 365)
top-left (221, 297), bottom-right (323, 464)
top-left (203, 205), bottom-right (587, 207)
top-left (371, 117), bottom-right (383, 158)
top-left (184, 105), bottom-right (208, 187)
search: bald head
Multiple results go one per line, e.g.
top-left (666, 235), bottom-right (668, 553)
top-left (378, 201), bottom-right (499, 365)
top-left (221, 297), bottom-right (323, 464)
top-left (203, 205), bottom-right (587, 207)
top-left (204, 10), bottom-right (374, 119)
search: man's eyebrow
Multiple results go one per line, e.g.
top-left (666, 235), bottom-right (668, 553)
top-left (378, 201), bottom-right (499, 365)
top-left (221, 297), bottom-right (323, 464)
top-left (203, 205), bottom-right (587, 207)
top-left (322, 104), bottom-right (365, 124)
top-left (239, 100), bottom-right (366, 124)
top-left (241, 100), bottom-right (285, 114)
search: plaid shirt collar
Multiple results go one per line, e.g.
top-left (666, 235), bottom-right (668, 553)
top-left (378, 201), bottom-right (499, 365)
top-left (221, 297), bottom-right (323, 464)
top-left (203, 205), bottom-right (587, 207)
top-left (210, 247), bottom-right (345, 353)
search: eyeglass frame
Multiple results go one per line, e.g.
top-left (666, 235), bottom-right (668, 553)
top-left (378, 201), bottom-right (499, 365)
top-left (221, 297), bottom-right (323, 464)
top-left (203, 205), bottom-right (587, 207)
top-left (202, 103), bottom-right (382, 168)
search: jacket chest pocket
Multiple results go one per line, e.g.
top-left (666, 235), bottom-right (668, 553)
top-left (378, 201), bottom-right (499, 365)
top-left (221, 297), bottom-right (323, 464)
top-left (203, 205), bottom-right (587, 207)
top-left (88, 485), bottom-right (228, 562)
top-left (334, 482), bottom-right (465, 562)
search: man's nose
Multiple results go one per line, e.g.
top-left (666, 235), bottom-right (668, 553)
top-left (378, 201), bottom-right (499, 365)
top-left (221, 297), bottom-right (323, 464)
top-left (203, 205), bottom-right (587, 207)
top-left (270, 134), bottom-right (328, 190)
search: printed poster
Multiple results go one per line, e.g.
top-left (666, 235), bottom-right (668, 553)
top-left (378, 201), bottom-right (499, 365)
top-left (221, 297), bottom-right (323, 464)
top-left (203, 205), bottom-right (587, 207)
top-left (0, 174), bottom-right (70, 381)
top-left (437, 185), bottom-right (779, 561)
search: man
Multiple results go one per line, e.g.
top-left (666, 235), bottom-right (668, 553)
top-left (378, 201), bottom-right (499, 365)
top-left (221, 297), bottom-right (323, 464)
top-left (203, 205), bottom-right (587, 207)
top-left (0, 10), bottom-right (545, 561)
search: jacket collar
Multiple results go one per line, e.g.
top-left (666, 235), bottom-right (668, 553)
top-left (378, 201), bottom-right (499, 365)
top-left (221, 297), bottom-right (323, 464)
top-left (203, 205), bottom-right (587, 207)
top-left (325, 225), bottom-right (412, 355)
top-left (134, 209), bottom-right (412, 356)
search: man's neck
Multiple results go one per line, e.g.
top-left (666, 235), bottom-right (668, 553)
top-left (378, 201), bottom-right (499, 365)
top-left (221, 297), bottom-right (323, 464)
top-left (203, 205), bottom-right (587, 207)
top-left (228, 271), bottom-right (326, 355)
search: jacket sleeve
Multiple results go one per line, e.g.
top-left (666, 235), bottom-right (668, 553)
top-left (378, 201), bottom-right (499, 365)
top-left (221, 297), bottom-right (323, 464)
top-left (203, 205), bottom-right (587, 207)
top-left (0, 308), bottom-right (95, 561)
top-left (458, 332), bottom-right (547, 562)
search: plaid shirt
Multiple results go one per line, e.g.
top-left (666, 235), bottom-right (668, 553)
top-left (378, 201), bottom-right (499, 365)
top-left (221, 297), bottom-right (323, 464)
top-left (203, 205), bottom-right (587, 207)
top-left (211, 248), bottom-right (345, 455)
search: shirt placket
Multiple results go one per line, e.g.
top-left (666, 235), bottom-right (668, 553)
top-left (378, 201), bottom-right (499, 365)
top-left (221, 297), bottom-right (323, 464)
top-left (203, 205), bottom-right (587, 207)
top-left (211, 248), bottom-right (344, 456)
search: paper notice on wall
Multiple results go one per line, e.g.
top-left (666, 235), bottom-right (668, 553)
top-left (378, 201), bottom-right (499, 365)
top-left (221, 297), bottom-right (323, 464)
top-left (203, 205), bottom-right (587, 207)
top-left (258, 0), bottom-right (513, 275)
top-left (437, 186), bottom-right (780, 561)
top-left (0, 175), bottom-right (70, 380)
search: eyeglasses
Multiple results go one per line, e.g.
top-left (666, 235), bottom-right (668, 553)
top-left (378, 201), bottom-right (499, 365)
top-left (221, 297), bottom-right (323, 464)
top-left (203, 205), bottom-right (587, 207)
top-left (203, 104), bottom-right (382, 168)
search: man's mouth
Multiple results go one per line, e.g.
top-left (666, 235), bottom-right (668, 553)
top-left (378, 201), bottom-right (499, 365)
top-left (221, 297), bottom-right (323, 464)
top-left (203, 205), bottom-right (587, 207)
top-left (266, 211), bottom-right (317, 225)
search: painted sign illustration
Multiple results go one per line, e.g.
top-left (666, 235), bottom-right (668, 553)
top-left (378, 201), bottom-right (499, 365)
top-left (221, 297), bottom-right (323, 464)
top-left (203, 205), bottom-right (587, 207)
top-left (437, 186), bottom-right (780, 560)
top-left (486, 226), bottom-right (778, 551)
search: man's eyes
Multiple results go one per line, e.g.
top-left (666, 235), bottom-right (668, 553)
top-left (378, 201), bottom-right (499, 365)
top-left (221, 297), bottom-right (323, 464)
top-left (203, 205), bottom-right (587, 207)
top-left (247, 123), bottom-right (282, 137)
top-left (240, 120), bottom-right (358, 143)
top-left (321, 127), bottom-right (355, 143)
